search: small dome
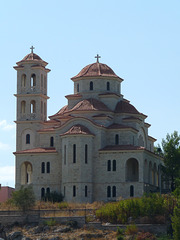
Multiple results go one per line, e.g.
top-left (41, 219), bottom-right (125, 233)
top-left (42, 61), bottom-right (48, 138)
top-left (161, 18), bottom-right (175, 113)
top-left (22, 53), bottom-right (42, 61)
top-left (115, 100), bottom-right (140, 114)
top-left (71, 62), bottom-right (122, 80)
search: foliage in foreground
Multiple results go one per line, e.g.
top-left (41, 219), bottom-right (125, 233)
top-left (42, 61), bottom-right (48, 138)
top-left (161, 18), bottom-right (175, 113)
top-left (43, 191), bottom-right (64, 203)
top-left (96, 194), bottom-right (176, 224)
top-left (171, 199), bottom-right (180, 240)
top-left (11, 186), bottom-right (35, 211)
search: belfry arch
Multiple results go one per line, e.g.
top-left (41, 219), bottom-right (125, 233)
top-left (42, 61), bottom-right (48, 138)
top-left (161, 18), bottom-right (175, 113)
top-left (126, 158), bottom-right (139, 182)
top-left (20, 162), bottom-right (33, 185)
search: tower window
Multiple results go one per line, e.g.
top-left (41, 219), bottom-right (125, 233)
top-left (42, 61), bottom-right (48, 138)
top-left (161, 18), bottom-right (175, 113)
top-left (47, 162), bottom-right (50, 173)
top-left (90, 81), bottom-right (93, 90)
top-left (50, 137), bottom-right (54, 147)
top-left (85, 185), bottom-right (88, 197)
top-left (41, 74), bottom-right (44, 89)
top-left (21, 101), bottom-right (26, 114)
top-left (107, 186), bottom-right (111, 198)
top-left (107, 82), bottom-right (110, 91)
top-left (77, 83), bottom-right (79, 92)
top-left (73, 185), bottom-right (76, 197)
top-left (112, 186), bottom-right (116, 197)
top-left (41, 188), bottom-right (45, 199)
top-left (113, 160), bottom-right (116, 171)
top-left (64, 145), bottom-right (66, 165)
top-left (107, 160), bottom-right (111, 171)
top-left (85, 144), bottom-right (88, 164)
top-left (30, 74), bottom-right (36, 88)
top-left (26, 134), bottom-right (30, 144)
top-left (115, 134), bottom-right (119, 145)
top-left (73, 144), bottom-right (76, 163)
top-left (21, 74), bottom-right (26, 88)
top-left (41, 162), bottom-right (45, 173)
top-left (30, 100), bottom-right (36, 113)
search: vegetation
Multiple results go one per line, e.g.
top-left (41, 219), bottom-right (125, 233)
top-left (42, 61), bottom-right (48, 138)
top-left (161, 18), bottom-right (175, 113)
top-left (161, 131), bottom-right (180, 191)
top-left (43, 191), bottom-right (64, 203)
top-left (171, 199), bottom-right (180, 240)
top-left (11, 186), bottom-right (35, 211)
top-left (96, 194), bottom-right (176, 224)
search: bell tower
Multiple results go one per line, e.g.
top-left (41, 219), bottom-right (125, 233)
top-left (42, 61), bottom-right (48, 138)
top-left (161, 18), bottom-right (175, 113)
top-left (14, 47), bottom-right (51, 151)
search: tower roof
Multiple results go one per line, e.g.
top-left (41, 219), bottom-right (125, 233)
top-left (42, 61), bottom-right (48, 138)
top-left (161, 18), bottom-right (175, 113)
top-left (71, 61), bottom-right (123, 81)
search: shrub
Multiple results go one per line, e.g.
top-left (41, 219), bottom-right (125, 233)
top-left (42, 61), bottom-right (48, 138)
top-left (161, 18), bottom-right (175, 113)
top-left (125, 224), bottom-right (138, 235)
top-left (11, 186), bottom-right (35, 211)
top-left (135, 232), bottom-right (157, 240)
top-left (117, 235), bottom-right (124, 240)
top-left (58, 201), bottom-right (68, 209)
top-left (43, 191), bottom-right (64, 203)
top-left (171, 200), bottom-right (180, 240)
top-left (44, 218), bottom-right (57, 226)
top-left (117, 227), bottom-right (124, 236)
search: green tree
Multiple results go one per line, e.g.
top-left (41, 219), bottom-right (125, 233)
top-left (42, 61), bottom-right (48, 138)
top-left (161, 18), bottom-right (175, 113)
top-left (11, 186), bottom-right (35, 211)
top-left (161, 131), bottom-right (180, 191)
top-left (171, 200), bottom-right (180, 240)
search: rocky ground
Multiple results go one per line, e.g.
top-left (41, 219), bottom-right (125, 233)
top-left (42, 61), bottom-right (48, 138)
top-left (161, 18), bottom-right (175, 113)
top-left (0, 223), bottom-right (117, 240)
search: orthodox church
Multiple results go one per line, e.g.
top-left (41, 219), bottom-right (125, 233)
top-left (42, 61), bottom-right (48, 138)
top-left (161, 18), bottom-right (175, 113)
top-left (14, 48), bottom-right (163, 202)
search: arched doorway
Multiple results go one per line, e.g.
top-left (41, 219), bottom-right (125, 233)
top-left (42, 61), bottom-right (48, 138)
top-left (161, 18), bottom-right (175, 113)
top-left (126, 158), bottom-right (139, 182)
top-left (21, 162), bottom-right (33, 185)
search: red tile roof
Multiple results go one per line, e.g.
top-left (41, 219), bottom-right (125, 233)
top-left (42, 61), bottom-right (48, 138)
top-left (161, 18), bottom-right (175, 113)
top-left (60, 124), bottom-right (94, 136)
top-left (16, 53), bottom-right (48, 66)
top-left (115, 100), bottom-right (140, 114)
top-left (14, 147), bottom-right (57, 155)
top-left (71, 62), bottom-right (123, 80)
top-left (71, 98), bottom-right (111, 112)
top-left (99, 145), bottom-right (145, 151)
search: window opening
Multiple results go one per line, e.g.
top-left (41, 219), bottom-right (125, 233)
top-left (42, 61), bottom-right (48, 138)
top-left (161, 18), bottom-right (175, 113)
top-left (30, 74), bottom-right (36, 88)
top-left (47, 162), bottom-right (50, 173)
top-left (77, 83), bottom-right (79, 92)
top-left (107, 82), bottom-right (110, 91)
top-left (90, 81), bottom-right (93, 90)
top-left (26, 134), bottom-right (30, 144)
top-left (85, 185), bottom-right (88, 197)
top-left (130, 185), bottom-right (134, 197)
top-left (41, 188), bottom-right (45, 199)
top-left (107, 186), bottom-right (111, 198)
top-left (107, 160), bottom-right (111, 171)
top-left (115, 134), bottom-right (119, 145)
top-left (30, 100), bottom-right (36, 113)
top-left (113, 160), bottom-right (116, 171)
top-left (85, 144), bottom-right (88, 164)
top-left (73, 144), bottom-right (76, 163)
top-left (50, 137), bottom-right (54, 147)
top-left (112, 186), bottom-right (116, 197)
top-left (41, 162), bottom-right (45, 173)
top-left (73, 185), bottom-right (76, 197)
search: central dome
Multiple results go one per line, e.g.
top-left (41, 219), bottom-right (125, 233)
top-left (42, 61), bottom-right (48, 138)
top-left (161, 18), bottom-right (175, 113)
top-left (71, 62), bottom-right (121, 80)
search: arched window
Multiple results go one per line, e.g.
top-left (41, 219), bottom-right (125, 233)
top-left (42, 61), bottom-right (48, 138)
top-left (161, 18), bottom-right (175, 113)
top-left (126, 158), bottom-right (139, 182)
top-left (130, 185), bottom-right (134, 197)
top-left (21, 162), bottom-right (32, 185)
top-left (107, 82), bottom-right (110, 91)
top-left (41, 101), bottom-right (43, 114)
top-left (85, 185), bottom-right (88, 197)
top-left (21, 101), bottom-right (26, 114)
top-left (112, 186), bottom-right (116, 197)
top-left (41, 188), bottom-right (45, 199)
top-left (73, 185), bottom-right (76, 197)
top-left (64, 145), bottom-right (66, 165)
top-left (50, 137), bottom-right (54, 147)
top-left (113, 160), bottom-right (116, 171)
top-left (77, 83), bottom-right (79, 92)
top-left (41, 74), bottom-right (43, 89)
top-left (90, 81), bottom-right (93, 90)
top-left (21, 74), bottom-right (26, 88)
top-left (115, 134), bottom-right (119, 145)
top-left (64, 186), bottom-right (66, 197)
top-left (107, 160), bottom-right (111, 171)
top-left (30, 100), bottom-right (36, 113)
top-left (30, 74), bottom-right (36, 88)
top-left (44, 76), bottom-right (47, 89)
top-left (26, 134), bottom-right (30, 144)
top-left (47, 162), bottom-right (50, 173)
top-left (41, 162), bottom-right (45, 173)
top-left (46, 187), bottom-right (50, 195)
top-left (107, 186), bottom-right (111, 198)
top-left (73, 144), bottom-right (76, 163)
top-left (85, 144), bottom-right (88, 164)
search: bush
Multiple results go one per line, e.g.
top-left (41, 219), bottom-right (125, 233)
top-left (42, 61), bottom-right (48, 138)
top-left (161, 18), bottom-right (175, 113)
top-left (43, 191), bottom-right (64, 203)
top-left (125, 224), bottom-right (138, 235)
top-left (11, 186), bottom-right (35, 211)
top-left (44, 218), bottom-right (57, 226)
top-left (58, 201), bottom-right (68, 209)
top-left (171, 200), bottom-right (180, 240)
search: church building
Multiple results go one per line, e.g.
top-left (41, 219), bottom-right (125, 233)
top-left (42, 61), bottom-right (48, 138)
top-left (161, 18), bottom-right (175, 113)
top-left (14, 48), bottom-right (163, 202)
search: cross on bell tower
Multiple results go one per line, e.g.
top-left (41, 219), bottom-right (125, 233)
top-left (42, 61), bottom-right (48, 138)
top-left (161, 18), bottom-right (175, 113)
top-left (95, 54), bottom-right (101, 63)
top-left (30, 46), bottom-right (35, 53)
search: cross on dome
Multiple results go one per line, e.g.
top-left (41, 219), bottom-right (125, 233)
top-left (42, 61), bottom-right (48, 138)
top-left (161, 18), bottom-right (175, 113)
top-left (95, 54), bottom-right (101, 63)
top-left (30, 46), bottom-right (35, 53)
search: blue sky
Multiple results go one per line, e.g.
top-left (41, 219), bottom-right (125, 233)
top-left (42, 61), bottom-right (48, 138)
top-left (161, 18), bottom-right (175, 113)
top-left (0, 0), bottom-right (180, 187)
